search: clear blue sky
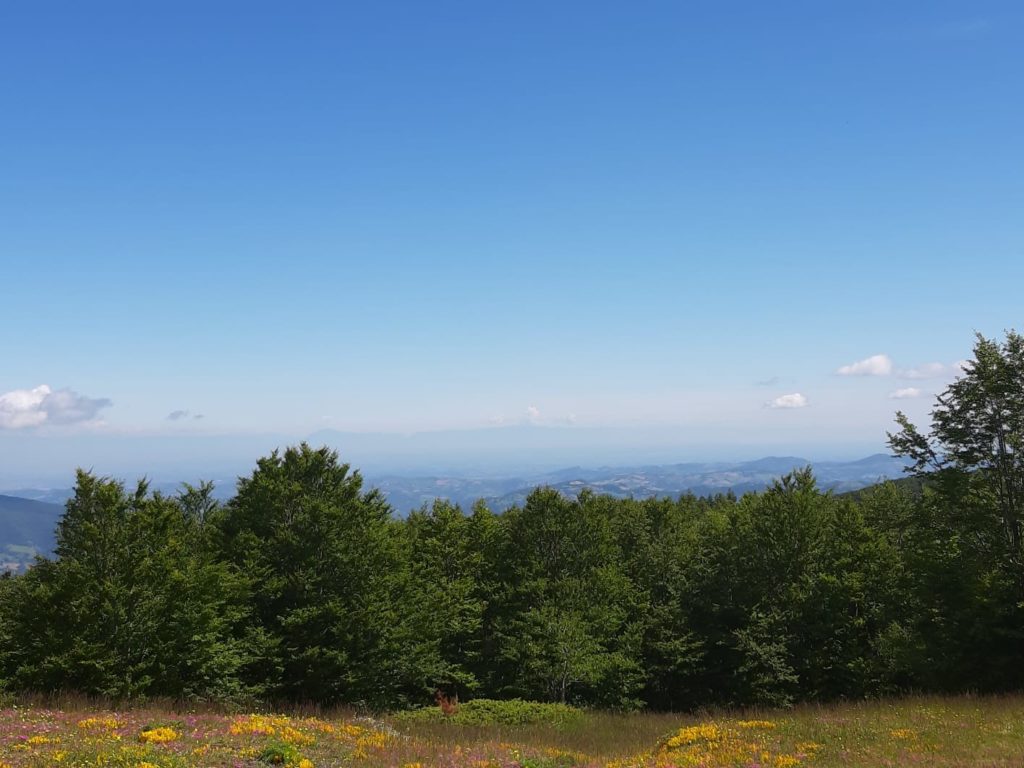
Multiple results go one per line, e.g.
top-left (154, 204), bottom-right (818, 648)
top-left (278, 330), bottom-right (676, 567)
top-left (1, 1), bottom-right (1022, 480)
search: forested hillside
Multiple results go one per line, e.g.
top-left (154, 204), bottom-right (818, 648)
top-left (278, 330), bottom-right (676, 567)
top-left (0, 331), bottom-right (1020, 711)
top-left (0, 495), bottom-right (60, 571)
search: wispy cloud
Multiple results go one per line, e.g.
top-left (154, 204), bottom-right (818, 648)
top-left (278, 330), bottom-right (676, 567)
top-left (755, 376), bottom-right (780, 387)
top-left (836, 353), bottom-right (970, 384)
top-left (889, 387), bottom-right (923, 400)
top-left (898, 362), bottom-right (945, 379)
top-left (0, 385), bottom-right (112, 430)
top-left (837, 354), bottom-right (893, 376)
top-left (525, 405), bottom-right (541, 424)
top-left (167, 409), bottom-right (205, 421)
top-left (767, 393), bottom-right (808, 409)
top-left (898, 361), bottom-right (969, 380)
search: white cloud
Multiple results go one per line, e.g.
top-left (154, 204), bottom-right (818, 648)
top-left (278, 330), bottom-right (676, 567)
top-left (0, 384), bottom-right (112, 430)
top-left (525, 405), bottom-right (541, 424)
top-left (889, 387), bottom-right (923, 400)
top-left (767, 393), bottom-right (808, 409)
top-left (837, 354), bottom-right (893, 376)
top-left (0, 386), bottom-right (49, 428)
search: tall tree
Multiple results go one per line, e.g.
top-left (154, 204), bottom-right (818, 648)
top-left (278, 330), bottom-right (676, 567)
top-left (490, 488), bottom-right (642, 707)
top-left (212, 443), bottom-right (400, 705)
top-left (0, 472), bottom-right (247, 700)
top-left (887, 330), bottom-right (1024, 691)
top-left (889, 330), bottom-right (1024, 595)
top-left (394, 499), bottom-right (486, 700)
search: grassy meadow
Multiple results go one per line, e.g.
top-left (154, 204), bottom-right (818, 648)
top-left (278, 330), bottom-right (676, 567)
top-left (3, 694), bottom-right (1024, 767)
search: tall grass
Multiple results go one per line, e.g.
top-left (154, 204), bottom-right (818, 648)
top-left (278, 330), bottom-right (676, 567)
top-left (4, 693), bottom-right (1024, 766)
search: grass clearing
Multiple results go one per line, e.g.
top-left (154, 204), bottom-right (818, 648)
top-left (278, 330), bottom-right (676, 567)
top-left (2, 694), bottom-right (1024, 766)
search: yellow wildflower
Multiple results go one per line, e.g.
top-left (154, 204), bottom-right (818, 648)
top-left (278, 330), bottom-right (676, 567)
top-left (26, 734), bottom-right (59, 745)
top-left (139, 726), bottom-right (179, 743)
top-left (664, 723), bottom-right (724, 749)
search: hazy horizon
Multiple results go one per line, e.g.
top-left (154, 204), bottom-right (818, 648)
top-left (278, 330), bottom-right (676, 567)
top-left (0, 421), bottom-right (897, 490)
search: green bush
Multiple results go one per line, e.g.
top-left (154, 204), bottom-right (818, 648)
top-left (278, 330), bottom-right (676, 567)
top-left (394, 698), bottom-right (584, 726)
top-left (257, 740), bottom-right (303, 765)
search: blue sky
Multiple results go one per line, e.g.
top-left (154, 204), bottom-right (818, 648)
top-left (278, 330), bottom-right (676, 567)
top-left (1, 1), bottom-right (1022, 481)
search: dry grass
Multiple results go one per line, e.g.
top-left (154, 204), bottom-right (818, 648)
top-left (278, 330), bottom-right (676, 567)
top-left (3, 693), bottom-right (1024, 766)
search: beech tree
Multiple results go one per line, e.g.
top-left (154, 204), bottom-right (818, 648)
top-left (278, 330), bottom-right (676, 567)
top-left (889, 330), bottom-right (1024, 594)
top-left (212, 443), bottom-right (400, 705)
top-left (490, 489), bottom-right (643, 707)
top-left (0, 472), bottom-right (247, 699)
top-left (396, 499), bottom-right (486, 699)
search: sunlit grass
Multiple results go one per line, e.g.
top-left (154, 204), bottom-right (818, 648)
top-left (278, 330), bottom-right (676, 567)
top-left (2, 694), bottom-right (1024, 766)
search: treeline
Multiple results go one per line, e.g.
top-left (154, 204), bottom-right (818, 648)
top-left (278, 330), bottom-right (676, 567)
top-left (0, 331), bottom-right (1021, 711)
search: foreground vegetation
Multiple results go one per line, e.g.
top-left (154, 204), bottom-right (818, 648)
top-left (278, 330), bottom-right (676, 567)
top-left (3, 694), bottom-right (1024, 767)
top-left (0, 330), bottom-right (1021, 712)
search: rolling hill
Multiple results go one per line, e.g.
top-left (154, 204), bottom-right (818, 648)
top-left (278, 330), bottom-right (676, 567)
top-left (0, 494), bottom-right (62, 571)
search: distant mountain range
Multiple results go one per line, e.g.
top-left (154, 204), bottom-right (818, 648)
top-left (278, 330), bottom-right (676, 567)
top-left (369, 453), bottom-right (911, 513)
top-left (0, 453), bottom-right (911, 569)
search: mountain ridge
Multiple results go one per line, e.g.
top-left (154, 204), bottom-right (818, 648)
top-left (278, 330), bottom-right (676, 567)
top-left (0, 453), bottom-right (911, 564)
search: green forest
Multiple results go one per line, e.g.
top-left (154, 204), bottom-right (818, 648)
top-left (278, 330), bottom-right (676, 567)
top-left (0, 331), bottom-right (1021, 712)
